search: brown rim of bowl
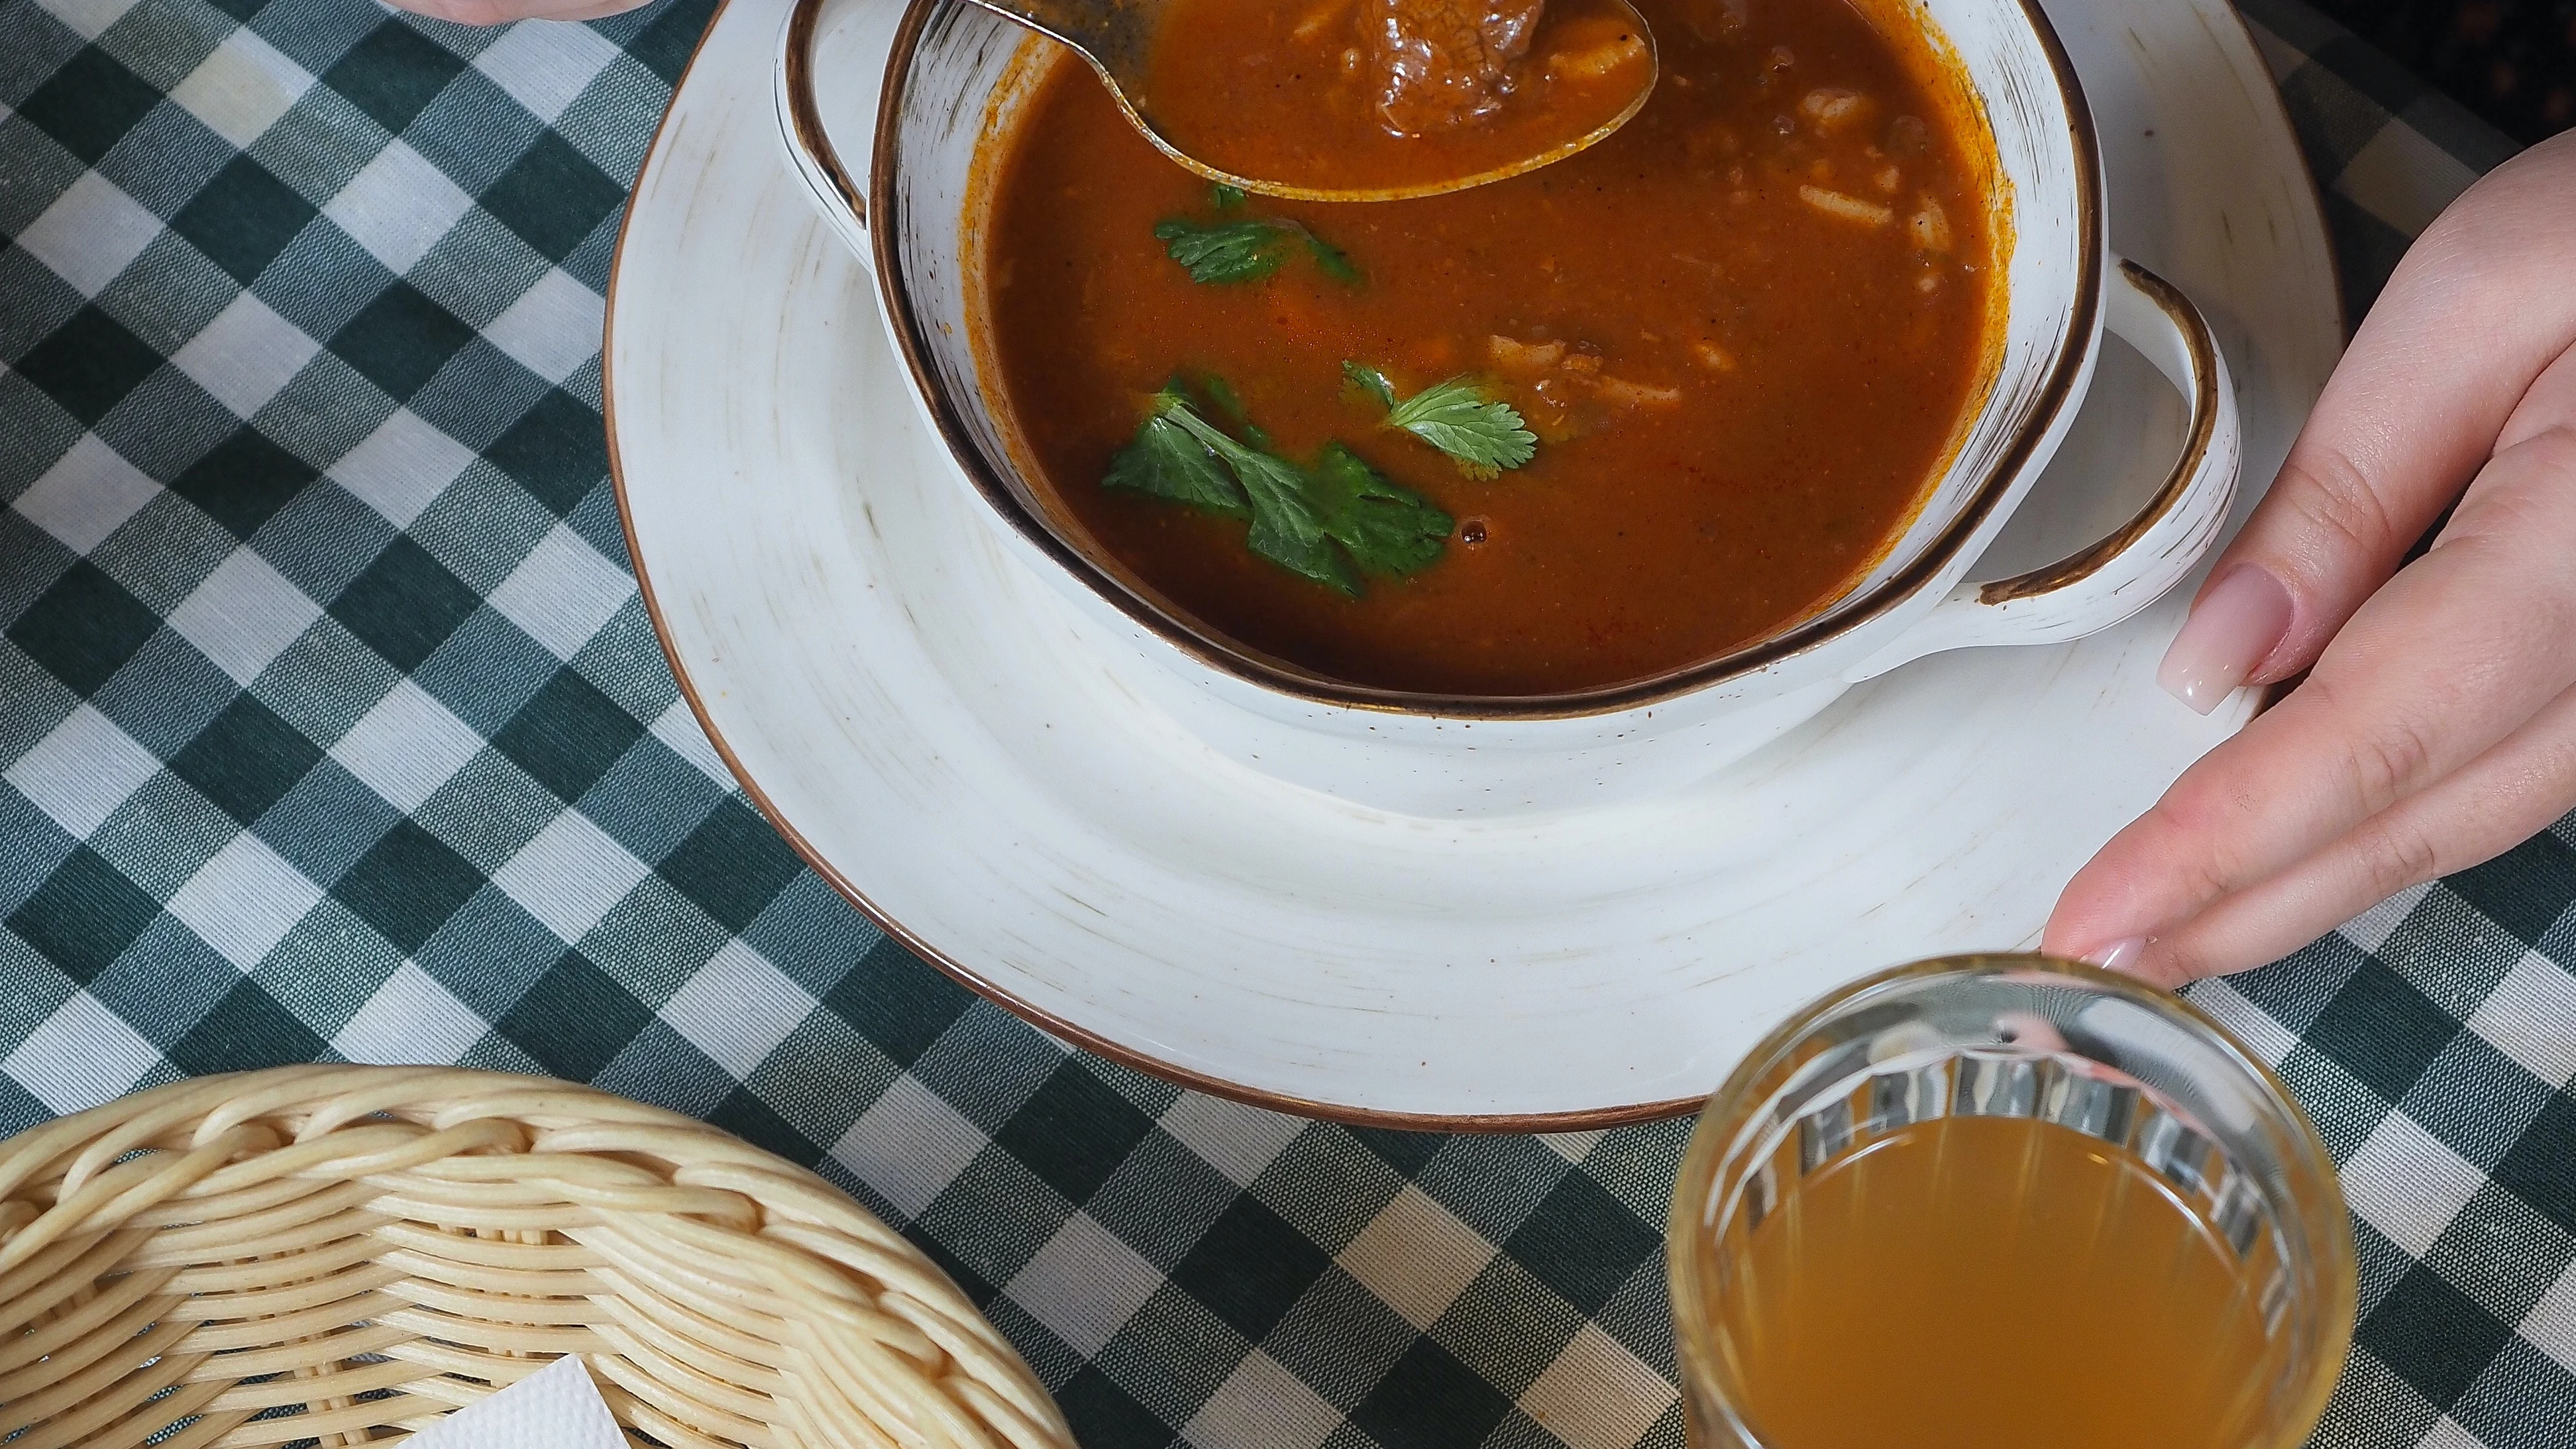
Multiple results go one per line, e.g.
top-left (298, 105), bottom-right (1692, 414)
top-left (843, 0), bottom-right (2106, 721)
top-left (612, 0), bottom-right (2100, 1131)
top-left (1976, 258), bottom-right (2222, 604)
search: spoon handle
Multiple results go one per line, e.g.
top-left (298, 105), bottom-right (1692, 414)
top-left (957, 0), bottom-right (1167, 81)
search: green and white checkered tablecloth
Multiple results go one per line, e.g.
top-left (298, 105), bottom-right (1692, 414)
top-left (0, 0), bottom-right (2564, 1443)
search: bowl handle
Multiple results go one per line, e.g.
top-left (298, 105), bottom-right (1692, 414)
top-left (1842, 257), bottom-right (2243, 683)
top-left (774, 0), bottom-right (899, 270)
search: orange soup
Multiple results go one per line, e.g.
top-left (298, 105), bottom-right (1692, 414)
top-left (981, 0), bottom-right (1998, 695)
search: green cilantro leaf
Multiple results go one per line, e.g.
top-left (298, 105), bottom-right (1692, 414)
top-left (1341, 360), bottom-right (1398, 410)
top-left (1307, 443), bottom-right (1454, 578)
top-left (1348, 365), bottom-right (1538, 478)
top-left (1102, 384), bottom-right (1248, 517)
top-left (1155, 214), bottom-right (1360, 288)
top-left (1161, 403), bottom-right (1360, 594)
top-left (1155, 218), bottom-right (1294, 284)
top-left (1299, 228), bottom-right (1361, 286)
top-left (1191, 371), bottom-right (1273, 447)
top-left (1108, 381), bottom-right (1450, 596)
top-left (1210, 182), bottom-right (1248, 209)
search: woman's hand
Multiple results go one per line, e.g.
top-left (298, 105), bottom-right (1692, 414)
top-left (391, 0), bottom-right (649, 25)
top-left (2042, 129), bottom-right (2576, 987)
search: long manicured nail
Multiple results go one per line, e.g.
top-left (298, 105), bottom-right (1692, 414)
top-left (2081, 937), bottom-right (2146, 974)
top-left (2159, 564), bottom-right (2294, 714)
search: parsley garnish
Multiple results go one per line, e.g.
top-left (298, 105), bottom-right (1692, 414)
top-left (1155, 211), bottom-right (1359, 287)
top-left (1102, 380), bottom-right (1452, 596)
top-left (1343, 362), bottom-right (1538, 478)
top-left (1102, 384), bottom-right (1248, 517)
top-left (1191, 371), bottom-right (1269, 445)
top-left (1210, 182), bottom-right (1248, 209)
top-left (1306, 442), bottom-right (1450, 578)
top-left (1154, 219), bottom-right (1295, 284)
top-left (1301, 229), bottom-right (1361, 285)
top-left (1344, 362), bottom-right (1399, 411)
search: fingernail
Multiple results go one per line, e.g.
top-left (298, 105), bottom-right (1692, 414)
top-left (2081, 937), bottom-right (2147, 974)
top-left (2158, 564), bottom-right (2295, 714)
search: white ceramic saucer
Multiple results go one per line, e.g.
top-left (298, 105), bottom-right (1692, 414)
top-left (606, 0), bottom-right (2341, 1128)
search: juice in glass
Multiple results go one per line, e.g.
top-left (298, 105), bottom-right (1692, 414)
top-left (1668, 957), bottom-right (2354, 1449)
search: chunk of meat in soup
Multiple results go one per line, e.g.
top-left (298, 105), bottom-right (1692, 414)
top-left (1368, 0), bottom-right (1547, 133)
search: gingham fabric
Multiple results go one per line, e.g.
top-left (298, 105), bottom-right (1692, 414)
top-left (0, 0), bottom-right (2559, 1443)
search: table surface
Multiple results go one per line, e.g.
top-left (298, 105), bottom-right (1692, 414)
top-left (0, 1), bottom-right (2559, 1446)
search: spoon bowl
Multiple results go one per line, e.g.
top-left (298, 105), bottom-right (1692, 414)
top-left (965, 0), bottom-right (1658, 201)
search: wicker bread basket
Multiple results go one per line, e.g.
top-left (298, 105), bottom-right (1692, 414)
top-left (0, 1065), bottom-right (1075, 1449)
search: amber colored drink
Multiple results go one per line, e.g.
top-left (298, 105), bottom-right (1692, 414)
top-left (1712, 1114), bottom-right (2279, 1449)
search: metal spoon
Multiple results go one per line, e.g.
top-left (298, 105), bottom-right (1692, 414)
top-left (961, 0), bottom-right (1659, 201)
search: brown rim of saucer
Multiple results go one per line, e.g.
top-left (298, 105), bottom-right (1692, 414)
top-left (614, 0), bottom-right (1703, 1130)
top-left (601, 0), bottom-right (2284, 1133)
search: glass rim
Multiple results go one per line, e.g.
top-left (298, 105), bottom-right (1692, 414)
top-left (1664, 953), bottom-right (2356, 1449)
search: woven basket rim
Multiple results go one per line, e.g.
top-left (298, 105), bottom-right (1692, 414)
top-left (0, 1064), bottom-right (1073, 1449)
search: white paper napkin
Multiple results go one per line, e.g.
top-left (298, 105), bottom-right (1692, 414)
top-left (403, 1352), bottom-right (623, 1449)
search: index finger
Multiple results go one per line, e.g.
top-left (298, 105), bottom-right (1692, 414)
top-left (2156, 132), bottom-right (2576, 712)
top-left (2046, 427), bottom-right (2576, 966)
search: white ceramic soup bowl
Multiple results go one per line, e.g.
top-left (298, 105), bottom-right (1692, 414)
top-left (773, 0), bottom-right (2240, 818)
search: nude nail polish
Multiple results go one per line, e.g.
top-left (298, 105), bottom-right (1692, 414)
top-left (2082, 937), bottom-right (2146, 974)
top-left (2158, 564), bottom-right (2294, 715)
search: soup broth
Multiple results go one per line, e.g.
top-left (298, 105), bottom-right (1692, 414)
top-left (980, 0), bottom-right (2000, 696)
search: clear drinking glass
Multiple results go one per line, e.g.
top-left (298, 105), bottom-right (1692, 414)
top-left (1667, 954), bottom-right (2354, 1448)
